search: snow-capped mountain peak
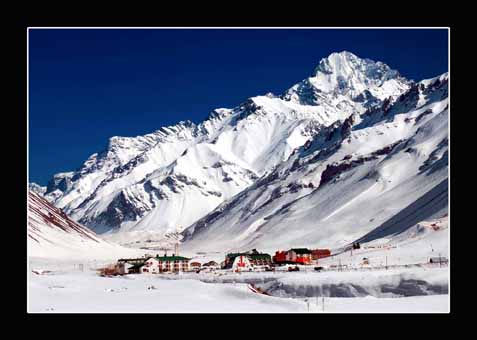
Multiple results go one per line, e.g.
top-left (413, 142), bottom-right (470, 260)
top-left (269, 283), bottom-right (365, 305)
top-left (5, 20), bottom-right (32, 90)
top-left (282, 52), bottom-right (411, 109)
top-left (40, 52), bottom-right (445, 249)
top-left (311, 51), bottom-right (410, 99)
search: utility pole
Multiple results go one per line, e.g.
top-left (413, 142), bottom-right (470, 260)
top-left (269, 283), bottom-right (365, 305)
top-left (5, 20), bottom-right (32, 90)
top-left (439, 253), bottom-right (442, 268)
top-left (322, 296), bottom-right (325, 312)
top-left (385, 256), bottom-right (388, 270)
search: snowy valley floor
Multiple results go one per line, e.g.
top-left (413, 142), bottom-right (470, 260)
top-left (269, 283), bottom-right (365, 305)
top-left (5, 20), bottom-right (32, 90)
top-left (28, 260), bottom-right (449, 313)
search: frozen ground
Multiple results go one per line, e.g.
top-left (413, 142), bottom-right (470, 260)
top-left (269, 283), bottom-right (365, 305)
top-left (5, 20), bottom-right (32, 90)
top-left (28, 269), bottom-right (306, 313)
top-left (28, 258), bottom-right (448, 313)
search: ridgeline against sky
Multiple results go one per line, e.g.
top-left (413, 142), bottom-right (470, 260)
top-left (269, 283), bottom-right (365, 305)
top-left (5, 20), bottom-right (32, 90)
top-left (29, 29), bottom-right (448, 185)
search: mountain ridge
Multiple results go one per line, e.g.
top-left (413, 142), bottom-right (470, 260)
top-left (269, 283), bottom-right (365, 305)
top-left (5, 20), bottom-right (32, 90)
top-left (32, 52), bottom-right (446, 250)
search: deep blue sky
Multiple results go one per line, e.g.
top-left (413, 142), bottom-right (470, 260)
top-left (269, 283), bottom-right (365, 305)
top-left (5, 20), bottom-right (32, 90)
top-left (29, 29), bottom-right (448, 185)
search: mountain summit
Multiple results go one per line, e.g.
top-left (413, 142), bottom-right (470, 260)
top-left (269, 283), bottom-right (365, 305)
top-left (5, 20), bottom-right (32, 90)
top-left (282, 51), bottom-right (410, 107)
top-left (312, 51), bottom-right (407, 96)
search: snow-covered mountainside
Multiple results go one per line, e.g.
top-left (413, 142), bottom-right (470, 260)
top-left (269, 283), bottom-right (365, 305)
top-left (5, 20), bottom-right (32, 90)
top-left (41, 51), bottom-right (447, 250)
top-left (29, 182), bottom-right (46, 196)
top-left (28, 190), bottom-right (138, 259)
top-left (182, 72), bottom-right (448, 253)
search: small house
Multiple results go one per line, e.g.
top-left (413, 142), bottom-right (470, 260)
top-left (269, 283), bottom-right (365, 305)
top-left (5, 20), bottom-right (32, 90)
top-left (288, 248), bottom-right (313, 265)
top-left (311, 249), bottom-right (331, 260)
top-left (203, 261), bottom-right (220, 268)
top-left (190, 262), bottom-right (202, 270)
top-left (116, 262), bottom-right (135, 275)
top-left (429, 257), bottom-right (448, 264)
top-left (126, 263), bottom-right (143, 274)
top-left (116, 258), bottom-right (147, 274)
top-left (273, 251), bottom-right (288, 264)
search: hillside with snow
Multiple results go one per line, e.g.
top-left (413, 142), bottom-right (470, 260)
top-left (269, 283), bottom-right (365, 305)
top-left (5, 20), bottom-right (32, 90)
top-left (182, 71), bottom-right (448, 254)
top-left (28, 190), bottom-right (140, 260)
top-left (33, 51), bottom-right (448, 254)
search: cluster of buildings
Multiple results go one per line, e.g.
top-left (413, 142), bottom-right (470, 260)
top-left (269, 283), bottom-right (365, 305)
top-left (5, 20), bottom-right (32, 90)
top-left (111, 247), bottom-right (332, 275)
top-left (223, 248), bottom-right (331, 272)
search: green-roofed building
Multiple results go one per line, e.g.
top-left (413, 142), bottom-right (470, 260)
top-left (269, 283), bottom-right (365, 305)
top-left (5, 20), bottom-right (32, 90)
top-left (140, 254), bottom-right (191, 273)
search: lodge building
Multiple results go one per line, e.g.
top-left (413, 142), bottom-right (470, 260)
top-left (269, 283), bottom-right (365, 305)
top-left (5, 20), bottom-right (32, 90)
top-left (223, 249), bottom-right (272, 269)
top-left (116, 254), bottom-right (191, 274)
top-left (140, 255), bottom-right (190, 273)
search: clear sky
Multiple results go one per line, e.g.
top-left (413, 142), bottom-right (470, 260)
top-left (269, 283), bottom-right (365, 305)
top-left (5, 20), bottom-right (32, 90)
top-left (29, 28), bottom-right (448, 185)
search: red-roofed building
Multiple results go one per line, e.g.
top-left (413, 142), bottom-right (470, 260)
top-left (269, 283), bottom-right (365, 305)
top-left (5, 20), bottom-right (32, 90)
top-left (311, 249), bottom-right (331, 260)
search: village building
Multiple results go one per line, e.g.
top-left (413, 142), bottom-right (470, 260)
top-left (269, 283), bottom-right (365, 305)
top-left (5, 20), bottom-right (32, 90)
top-left (115, 258), bottom-right (147, 274)
top-left (232, 255), bottom-right (253, 271)
top-left (126, 263), bottom-right (143, 274)
top-left (117, 258), bottom-right (148, 265)
top-left (115, 261), bottom-right (135, 275)
top-left (429, 256), bottom-right (448, 264)
top-left (224, 249), bottom-right (272, 269)
top-left (272, 251), bottom-right (289, 264)
top-left (203, 261), bottom-right (220, 269)
top-left (140, 254), bottom-right (191, 273)
top-left (311, 249), bottom-right (331, 260)
top-left (273, 248), bottom-right (314, 265)
top-left (140, 257), bottom-right (161, 274)
top-left (288, 248), bottom-right (313, 264)
top-left (189, 262), bottom-right (202, 270)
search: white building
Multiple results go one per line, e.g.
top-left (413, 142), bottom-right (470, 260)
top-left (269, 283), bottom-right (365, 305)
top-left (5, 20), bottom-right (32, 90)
top-left (140, 255), bottom-right (190, 273)
top-left (232, 255), bottom-right (252, 272)
top-left (140, 257), bottom-right (161, 274)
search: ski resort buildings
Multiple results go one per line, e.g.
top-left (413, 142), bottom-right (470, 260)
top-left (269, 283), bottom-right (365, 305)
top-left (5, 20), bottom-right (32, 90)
top-left (113, 247), bottom-right (332, 276)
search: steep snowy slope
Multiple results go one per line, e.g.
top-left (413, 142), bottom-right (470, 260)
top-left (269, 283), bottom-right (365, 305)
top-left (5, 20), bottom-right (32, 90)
top-left (43, 51), bottom-right (413, 239)
top-left (182, 73), bottom-right (448, 253)
top-left (28, 191), bottom-right (139, 259)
